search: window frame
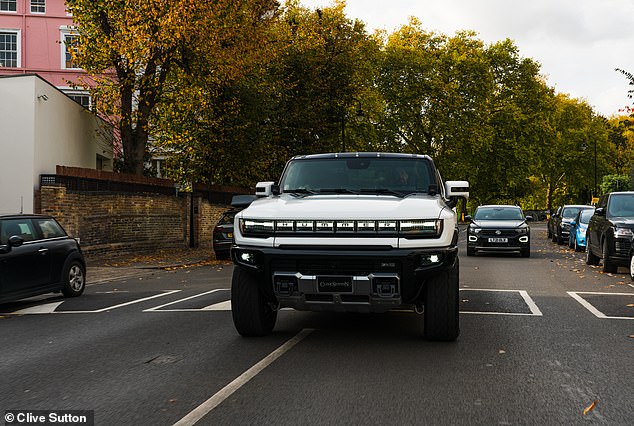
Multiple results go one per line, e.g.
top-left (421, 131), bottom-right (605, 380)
top-left (0, 0), bottom-right (17, 13)
top-left (60, 28), bottom-right (81, 70)
top-left (30, 0), bottom-right (45, 14)
top-left (0, 28), bottom-right (20, 68)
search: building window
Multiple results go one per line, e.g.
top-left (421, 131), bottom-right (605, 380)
top-left (30, 0), bottom-right (45, 14)
top-left (0, 0), bottom-right (17, 12)
top-left (0, 30), bottom-right (19, 67)
top-left (61, 31), bottom-right (80, 69)
top-left (62, 89), bottom-right (91, 109)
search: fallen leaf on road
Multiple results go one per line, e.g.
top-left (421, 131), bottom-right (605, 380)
top-left (583, 399), bottom-right (598, 416)
top-left (498, 350), bottom-right (506, 354)
top-left (626, 304), bottom-right (634, 307)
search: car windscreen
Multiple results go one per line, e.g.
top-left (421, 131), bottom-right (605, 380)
top-left (279, 157), bottom-right (435, 196)
top-left (579, 209), bottom-right (594, 224)
top-left (607, 194), bottom-right (634, 218)
top-left (562, 207), bottom-right (586, 219)
top-left (473, 207), bottom-right (523, 221)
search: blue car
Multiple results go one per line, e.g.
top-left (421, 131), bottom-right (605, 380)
top-left (568, 208), bottom-right (595, 252)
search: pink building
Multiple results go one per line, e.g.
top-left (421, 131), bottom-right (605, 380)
top-left (0, 0), bottom-right (90, 106)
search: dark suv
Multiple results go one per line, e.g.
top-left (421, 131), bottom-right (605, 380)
top-left (0, 214), bottom-right (86, 304)
top-left (586, 192), bottom-right (634, 273)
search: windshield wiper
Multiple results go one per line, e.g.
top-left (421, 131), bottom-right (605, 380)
top-left (359, 188), bottom-right (406, 197)
top-left (284, 188), bottom-right (319, 196)
top-left (318, 188), bottom-right (359, 194)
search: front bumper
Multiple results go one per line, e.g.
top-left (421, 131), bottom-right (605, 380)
top-left (231, 244), bottom-right (458, 313)
top-left (467, 233), bottom-right (529, 253)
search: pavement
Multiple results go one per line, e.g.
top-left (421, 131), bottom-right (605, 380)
top-left (85, 247), bottom-right (231, 284)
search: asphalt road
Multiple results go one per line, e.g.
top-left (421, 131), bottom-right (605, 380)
top-left (1, 223), bottom-right (633, 425)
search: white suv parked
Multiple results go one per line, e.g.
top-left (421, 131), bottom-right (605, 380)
top-left (231, 153), bottom-right (468, 341)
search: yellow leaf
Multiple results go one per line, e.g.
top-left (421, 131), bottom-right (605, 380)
top-left (583, 400), bottom-right (598, 416)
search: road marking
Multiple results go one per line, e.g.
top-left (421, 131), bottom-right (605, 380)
top-left (629, 284), bottom-right (634, 289)
top-left (568, 291), bottom-right (634, 320)
top-left (173, 328), bottom-right (314, 426)
top-left (11, 301), bottom-right (64, 315)
top-left (203, 300), bottom-right (231, 311)
top-left (144, 289), bottom-right (228, 312)
top-left (459, 288), bottom-right (543, 316)
top-left (3, 291), bottom-right (182, 315)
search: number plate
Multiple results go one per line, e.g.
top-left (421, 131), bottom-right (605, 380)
top-left (317, 276), bottom-right (353, 293)
top-left (488, 237), bottom-right (508, 243)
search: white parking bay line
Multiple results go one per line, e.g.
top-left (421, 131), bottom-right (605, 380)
top-left (58, 290), bottom-right (182, 314)
top-left (144, 289), bottom-right (228, 312)
top-left (11, 301), bottom-right (64, 315)
top-left (173, 328), bottom-right (314, 426)
top-left (459, 288), bottom-right (543, 316)
top-left (568, 291), bottom-right (634, 320)
top-left (203, 300), bottom-right (231, 311)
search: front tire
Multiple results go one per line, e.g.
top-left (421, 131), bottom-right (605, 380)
top-left (521, 247), bottom-right (530, 258)
top-left (586, 235), bottom-right (600, 265)
top-left (629, 252), bottom-right (634, 281)
top-left (423, 257), bottom-right (459, 341)
top-left (61, 259), bottom-right (85, 297)
top-left (466, 246), bottom-right (475, 256)
top-left (602, 241), bottom-right (618, 273)
top-left (231, 267), bottom-right (278, 337)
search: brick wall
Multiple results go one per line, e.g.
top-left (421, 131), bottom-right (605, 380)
top-left (39, 185), bottom-right (231, 259)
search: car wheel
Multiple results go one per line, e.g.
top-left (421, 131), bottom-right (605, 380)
top-left (574, 237), bottom-right (582, 253)
top-left (61, 259), bottom-right (86, 297)
top-left (551, 231), bottom-right (557, 243)
top-left (556, 230), bottom-right (563, 245)
top-left (231, 267), bottom-right (278, 337)
top-left (423, 257), bottom-right (459, 341)
top-left (466, 246), bottom-right (475, 256)
top-left (568, 233), bottom-right (575, 249)
top-left (521, 247), bottom-right (530, 258)
top-left (585, 235), bottom-right (600, 265)
top-left (602, 241), bottom-right (618, 273)
top-left (630, 252), bottom-right (634, 281)
top-left (547, 228), bottom-right (552, 239)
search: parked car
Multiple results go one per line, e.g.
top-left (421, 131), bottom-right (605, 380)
top-left (212, 209), bottom-right (238, 260)
top-left (568, 207), bottom-right (595, 252)
top-left (466, 205), bottom-right (532, 257)
top-left (586, 192), bottom-right (634, 273)
top-left (0, 214), bottom-right (86, 304)
top-left (212, 195), bottom-right (257, 260)
top-left (551, 205), bottom-right (594, 245)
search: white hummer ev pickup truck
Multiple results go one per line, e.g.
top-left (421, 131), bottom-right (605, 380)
top-left (230, 153), bottom-right (469, 341)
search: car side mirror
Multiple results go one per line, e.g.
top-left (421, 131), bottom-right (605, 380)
top-left (525, 216), bottom-right (533, 222)
top-left (570, 220), bottom-right (576, 226)
top-left (9, 235), bottom-right (24, 247)
top-left (595, 207), bottom-right (605, 216)
top-left (464, 215), bottom-right (472, 222)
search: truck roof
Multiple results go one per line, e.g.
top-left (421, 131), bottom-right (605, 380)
top-left (289, 152), bottom-right (434, 161)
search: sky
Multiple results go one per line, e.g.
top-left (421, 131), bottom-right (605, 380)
top-left (299, 0), bottom-right (634, 117)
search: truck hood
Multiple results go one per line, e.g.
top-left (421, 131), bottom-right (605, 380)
top-left (239, 194), bottom-right (449, 220)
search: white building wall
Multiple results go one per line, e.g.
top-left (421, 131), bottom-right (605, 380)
top-left (0, 75), bottom-right (113, 214)
top-left (0, 76), bottom-right (36, 214)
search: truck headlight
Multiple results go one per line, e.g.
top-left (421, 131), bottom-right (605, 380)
top-left (399, 219), bottom-right (442, 238)
top-left (239, 219), bottom-right (275, 237)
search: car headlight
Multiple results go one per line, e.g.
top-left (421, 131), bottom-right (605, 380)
top-left (239, 219), bottom-right (275, 237)
top-left (517, 226), bottom-right (530, 235)
top-left (470, 227), bottom-right (481, 234)
top-left (614, 228), bottom-right (633, 238)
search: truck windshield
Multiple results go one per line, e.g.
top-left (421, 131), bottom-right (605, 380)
top-left (279, 157), bottom-right (435, 196)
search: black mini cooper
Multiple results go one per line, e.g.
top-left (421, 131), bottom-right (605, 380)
top-left (466, 205), bottom-right (532, 257)
top-left (0, 214), bottom-right (86, 304)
